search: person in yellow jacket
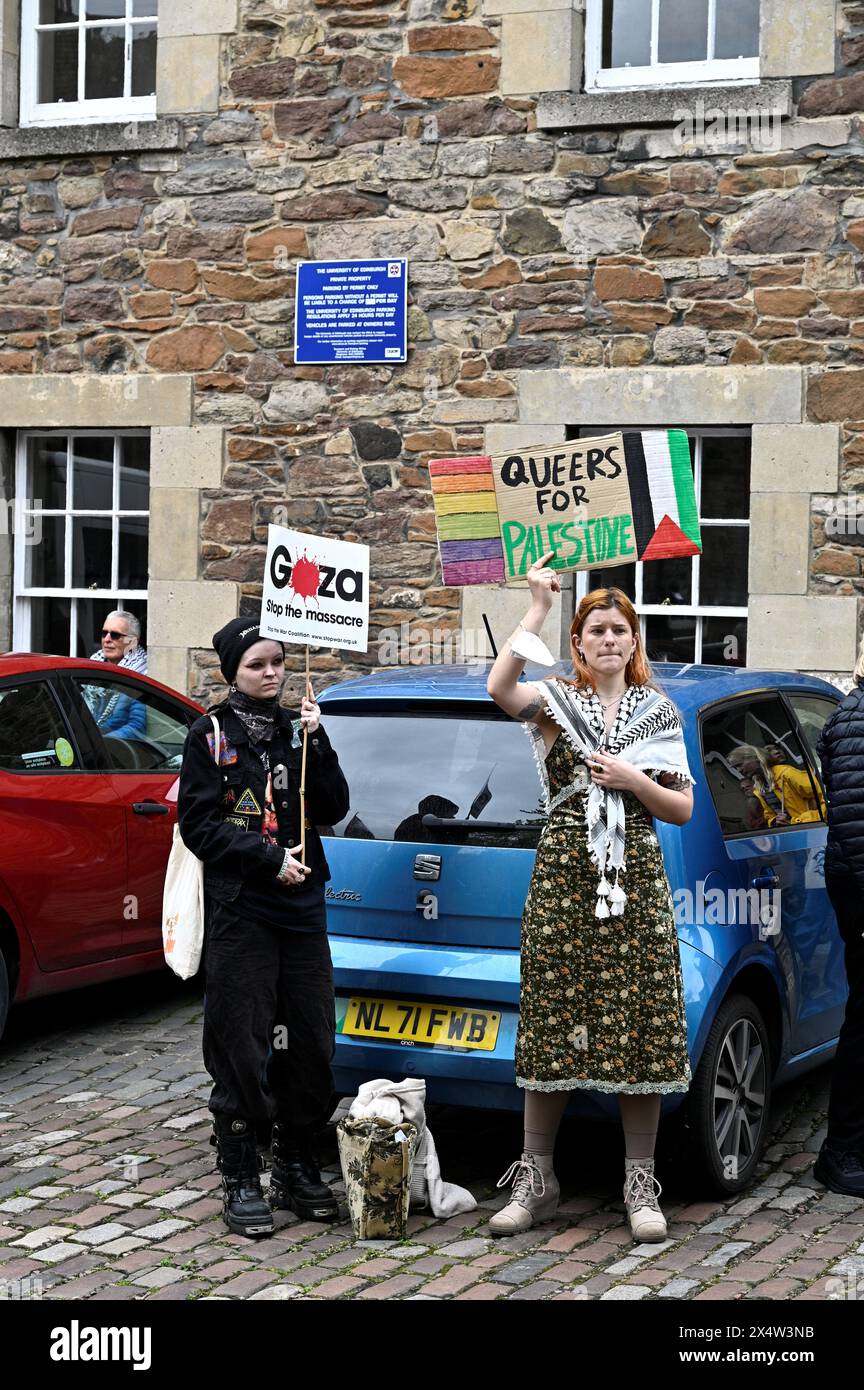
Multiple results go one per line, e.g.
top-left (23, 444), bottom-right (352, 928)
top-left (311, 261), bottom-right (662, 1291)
top-left (729, 743), bottom-right (825, 826)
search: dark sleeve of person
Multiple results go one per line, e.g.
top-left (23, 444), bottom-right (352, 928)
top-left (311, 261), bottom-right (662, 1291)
top-left (177, 722), bottom-right (284, 876)
top-left (819, 699), bottom-right (864, 893)
top-left (305, 722), bottom-right (350, 827)
top-left (817, 713), bottom-right (834, 795)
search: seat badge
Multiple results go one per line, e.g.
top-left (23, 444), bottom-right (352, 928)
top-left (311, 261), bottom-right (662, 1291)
top-left (414, 853), bottom-right (442, 881)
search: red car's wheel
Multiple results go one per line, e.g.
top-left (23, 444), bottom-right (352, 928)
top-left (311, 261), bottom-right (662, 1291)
top-left (0, 951), bottom-right (9, 1044)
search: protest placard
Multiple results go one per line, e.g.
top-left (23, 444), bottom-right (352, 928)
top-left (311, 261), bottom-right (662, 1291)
top-left (259, 526), bottom-right (369, 864)
top-left (260, 525), bottom-right (370, 653)
top-left (430, 429), bottom-right (702, 586)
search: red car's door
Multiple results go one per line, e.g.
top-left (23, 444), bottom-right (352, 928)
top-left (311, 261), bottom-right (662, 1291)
top-left (67, 672), bottom-right (197, 957)
top-left (0, 675), bottom-right (127, 970)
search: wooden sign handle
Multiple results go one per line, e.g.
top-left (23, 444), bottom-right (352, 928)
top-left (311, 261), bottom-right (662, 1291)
top-left (299, 646), bottom-right (310, 865)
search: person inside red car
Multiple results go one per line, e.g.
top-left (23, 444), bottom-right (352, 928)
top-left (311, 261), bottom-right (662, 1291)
top-left (89, 610), bottom-right (148, 675)
top-left (177, 616), bottom-right (349, 1238)
top-left (84, 610), bottom-right (148, 741)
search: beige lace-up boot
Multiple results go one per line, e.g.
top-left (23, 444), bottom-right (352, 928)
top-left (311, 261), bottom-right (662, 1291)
top-left (489, 1151), bottom-right (560, 1237)
top-left (623, 1157), bottom-right (667, 1242)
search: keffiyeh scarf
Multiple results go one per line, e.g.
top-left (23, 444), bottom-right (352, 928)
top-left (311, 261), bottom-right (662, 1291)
top-left (525, 681), bottom-right (694, 919)
top-left (89, 645), bottom-right (148, 674)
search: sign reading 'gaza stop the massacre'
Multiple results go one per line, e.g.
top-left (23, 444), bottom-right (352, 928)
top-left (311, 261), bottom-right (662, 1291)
top-left (260, 525), bottom-right (370, 653)
top-left (430, 429), bottom-right (702, 587)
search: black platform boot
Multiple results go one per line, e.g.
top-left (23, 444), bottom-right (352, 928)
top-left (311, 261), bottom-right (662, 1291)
top-left (213, 1116), bottom-right (274, 1238)
top-left (269, 1121), bottom-right (339, 1222)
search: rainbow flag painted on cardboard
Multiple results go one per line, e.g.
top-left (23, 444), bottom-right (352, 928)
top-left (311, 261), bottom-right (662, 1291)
top-left (430, 429), bottom-right (701, 587)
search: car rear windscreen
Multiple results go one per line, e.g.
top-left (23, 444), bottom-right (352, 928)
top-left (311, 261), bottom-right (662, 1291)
top-left (319, 708), bottom-right (548, 848)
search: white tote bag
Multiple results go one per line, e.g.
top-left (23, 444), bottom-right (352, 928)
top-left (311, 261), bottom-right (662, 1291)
top-left (162, 714), bottom-right (220, 980)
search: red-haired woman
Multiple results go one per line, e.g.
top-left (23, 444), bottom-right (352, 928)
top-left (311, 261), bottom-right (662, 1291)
top-left (486, 556), bottom-right (695, 1242)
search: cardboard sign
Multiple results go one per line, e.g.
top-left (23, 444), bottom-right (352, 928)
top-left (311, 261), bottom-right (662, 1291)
top-left (430, 429), bottom-right (702, 587)
top-left (260, 525), bottom-right (370, 652)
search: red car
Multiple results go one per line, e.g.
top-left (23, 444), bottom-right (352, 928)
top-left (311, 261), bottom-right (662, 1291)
top-left (0, 654), bottom-right (203, 1040)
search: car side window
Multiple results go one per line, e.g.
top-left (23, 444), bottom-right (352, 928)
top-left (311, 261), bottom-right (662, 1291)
top-left (72, 676), bottom-right (193, 773)
top-left (784, 695), bottom-right (839, 786)
top-left (701, 695), bottom-right (826, 837)
top-left (0, 682), bottom-right (79, 773)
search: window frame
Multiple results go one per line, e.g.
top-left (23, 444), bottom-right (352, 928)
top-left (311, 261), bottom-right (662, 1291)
top-left (0, 671), bottom-right (87, 776)
top-left (782, 691), bottom-right (840, 788)
top-left (698, 689), bottom-right (827, 841)
top-left (585, 0), bottom-right (761, 92)
top-left (13, 427), bottom-right (150, 657)
top-left (571, 426), bottom-right (750, 668)
top-left (19, 0), bottom-right (158, 129)
top-left (66, 669), bottom-right (195, 775)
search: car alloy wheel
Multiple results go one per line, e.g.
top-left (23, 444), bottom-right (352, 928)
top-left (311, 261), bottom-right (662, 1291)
top-left (683, 993), bottom-right (773, 1196)
top-left (713, 1016), bottom-right (767, 1182)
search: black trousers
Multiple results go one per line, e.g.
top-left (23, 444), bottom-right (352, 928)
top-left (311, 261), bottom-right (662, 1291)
top-left (825, 873), bottom-right (864, 1154)
top-left (202, 900), bottom-right (336, 1132)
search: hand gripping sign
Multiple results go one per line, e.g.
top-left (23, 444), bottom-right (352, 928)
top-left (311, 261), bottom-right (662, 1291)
top-left (260, 525), bottom-right (370, 859)
top-left (430, 429), bottom-right (702, 587)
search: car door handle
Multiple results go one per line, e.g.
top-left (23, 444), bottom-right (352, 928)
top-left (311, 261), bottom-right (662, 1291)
top-left (751, 870), bottom-right (779, 890)
top-left (132, 802), bottom-right (169, 816)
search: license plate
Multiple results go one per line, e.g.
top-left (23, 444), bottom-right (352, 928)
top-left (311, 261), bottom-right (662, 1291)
top-left (337, 996), bottom-right (500, 1051)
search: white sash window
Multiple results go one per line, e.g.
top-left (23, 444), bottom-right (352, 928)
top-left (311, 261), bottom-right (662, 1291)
top-left (572, 427), bottom-right (751, 668)
top-left (13, 430), bottom-right (149, 656)
top-left (586, 0), bottom-right (761, 90)
top-left (20, 0), bottom-right (158, 127)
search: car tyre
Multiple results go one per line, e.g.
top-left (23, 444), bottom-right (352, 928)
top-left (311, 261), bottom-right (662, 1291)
top-left (0, 950), bottom-right (9, 1045)
top-left (685, 993), bottom-right (773, 1197)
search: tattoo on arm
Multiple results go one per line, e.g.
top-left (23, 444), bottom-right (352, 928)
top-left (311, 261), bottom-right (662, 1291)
top-left (657, 771), bottom-right (689, 791)
top-left (517, 697), bottom-right (543, 720)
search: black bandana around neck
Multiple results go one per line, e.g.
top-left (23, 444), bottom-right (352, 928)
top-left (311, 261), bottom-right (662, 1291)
top-left (227, 688), bottom-right (280, 745)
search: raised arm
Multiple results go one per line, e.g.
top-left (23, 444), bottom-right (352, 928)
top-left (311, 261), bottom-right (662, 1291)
top-left (486, 552), bottom-right (561, 752)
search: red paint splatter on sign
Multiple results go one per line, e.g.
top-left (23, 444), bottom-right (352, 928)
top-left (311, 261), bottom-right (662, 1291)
top-left (290, 552), bottom-right (321, 603)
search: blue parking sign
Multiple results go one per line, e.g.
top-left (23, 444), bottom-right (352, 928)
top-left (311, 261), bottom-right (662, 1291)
top-left (294, 258), bottom-right (408, 364)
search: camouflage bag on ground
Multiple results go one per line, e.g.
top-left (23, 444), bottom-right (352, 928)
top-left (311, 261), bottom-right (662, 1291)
top-left (336, 1116), bottom-right (419, 1240)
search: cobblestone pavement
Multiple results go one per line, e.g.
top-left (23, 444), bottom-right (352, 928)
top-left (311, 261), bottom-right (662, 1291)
top-left (1, 972), bottom-right (861, 1304)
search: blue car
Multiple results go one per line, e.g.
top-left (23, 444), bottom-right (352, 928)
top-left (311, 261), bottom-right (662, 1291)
top-left (319, 663), bottom-right (846, 1195)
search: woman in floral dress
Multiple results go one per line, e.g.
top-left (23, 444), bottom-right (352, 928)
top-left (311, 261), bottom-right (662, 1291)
top-left (486, 555), bottom-right (694, 1242)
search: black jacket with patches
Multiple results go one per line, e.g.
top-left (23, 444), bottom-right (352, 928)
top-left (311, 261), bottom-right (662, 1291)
top-left (177, 700), bottom-right (349, 909)
top-left (817, 680), bottom-right (864, 892)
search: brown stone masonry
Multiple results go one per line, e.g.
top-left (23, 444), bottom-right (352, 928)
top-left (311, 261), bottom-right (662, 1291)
top-left (2, 1), bottom-right (864, 689)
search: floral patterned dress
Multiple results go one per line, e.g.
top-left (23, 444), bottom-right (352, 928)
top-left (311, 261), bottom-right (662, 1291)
top-left (515, 687), bottom-right (692, 1095)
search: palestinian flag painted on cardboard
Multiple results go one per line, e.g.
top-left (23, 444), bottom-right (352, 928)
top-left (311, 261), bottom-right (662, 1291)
top-left (430, 429), bottom-right (701, 587)
top-left (623, 430), bottom-right (702, 562)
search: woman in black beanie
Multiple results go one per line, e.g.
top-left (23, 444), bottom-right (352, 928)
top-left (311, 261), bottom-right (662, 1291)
top-left (178, 615), bottom-right (350, 1236)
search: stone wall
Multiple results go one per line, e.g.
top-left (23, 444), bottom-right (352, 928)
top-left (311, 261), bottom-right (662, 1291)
top-left (1, 0), bottom-right (864, 693)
